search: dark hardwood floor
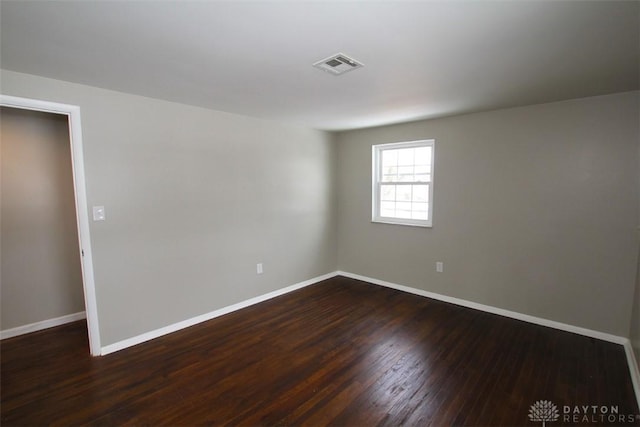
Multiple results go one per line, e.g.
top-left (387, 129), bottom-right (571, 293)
top-left (2, 276), bottom-right (638, 426)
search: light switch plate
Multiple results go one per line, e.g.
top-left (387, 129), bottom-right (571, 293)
top-left (93, 206), bottom-right (106, 221)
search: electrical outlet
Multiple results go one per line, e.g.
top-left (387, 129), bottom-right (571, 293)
top-left (93, 206), bottom-right (105, 221)
top-left (257, 263), bottom-right (263, 275)
top-left (436, 262), bottom-right (443, 273)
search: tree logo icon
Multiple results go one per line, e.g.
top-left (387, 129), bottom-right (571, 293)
top-left (529, 400), bottom-right (559, 426)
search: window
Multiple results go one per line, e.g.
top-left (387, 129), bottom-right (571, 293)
top-left (372, 140), bottom-right (435, 227)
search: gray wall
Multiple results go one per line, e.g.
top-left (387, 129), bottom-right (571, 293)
top-left (0, 69), bottom-right (337, 346)
top-left (2, 68), bottom-right (637, 346)
top-left (632, 124), bottom-right (640, 361)
top-left (1, 107), bottom-right (85, 330)
top-left (632, 252), bottom-right (640, 364)
top-left (336, 92), bottom-right (639, 337)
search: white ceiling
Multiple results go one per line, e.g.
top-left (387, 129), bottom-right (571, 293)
top-left (1, 1), bottom-right (638, 131)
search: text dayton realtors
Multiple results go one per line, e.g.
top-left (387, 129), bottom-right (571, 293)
top-left (562, 405), bottom-right (638, 424)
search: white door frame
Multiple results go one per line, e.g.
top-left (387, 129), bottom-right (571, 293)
top-left (1, 94), bottom-right (101, 356)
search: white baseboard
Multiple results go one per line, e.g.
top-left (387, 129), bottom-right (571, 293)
top-left (337, 271), bottom-right (628, 344)
top-left (337, 271), bottom-right (640, 408)
top-left (623, 341), bottom-right (640, 411)
top-left (0, 311), bottom-right (86, 340)
top-left (97, 269), bottom-right (640, 408)
top-left (101, 271), bottom-right (339, 356)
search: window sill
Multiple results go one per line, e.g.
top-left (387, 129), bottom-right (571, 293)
top-left (371, 219), bottom-right (432, 228)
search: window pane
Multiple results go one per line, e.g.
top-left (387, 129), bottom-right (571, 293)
top-left (396, 201), bottom-right (411, 211)
top-left (415, 147), bottom-right (432, 165)
top-left (412, 202), bottom-right (428, 212)
top-left (396, 165), bottom-right (412, 182)
top-left (412, 185), bottom-right (428, 202)
top-left (381, 185), bottom-right (396, 201)
top-left (382, 150), bottom-right (397, 167)
top-left (396, 209), bottom-right (412, 219)
top-left (383, 166), bottom-right (397, 175)
top-left (396, 186), bottom-right (411, 201)
top-left (397, 148), bottom-right (414, 166)
top-left (415, 165), bottom-right (430, 174)
top-left (398, 166), bottom-right (413, 175)
top-left (380, 201), bottom-right (395, 212)
top-left (415, 174), bottom-right (430, 182)
top-left (412, 210), bottom-right (428, 220)
top-left (382, 165), bottom-right (397, 182)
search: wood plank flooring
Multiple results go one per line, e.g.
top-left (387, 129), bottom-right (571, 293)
top-left (2, 276), bottom-right (639, 426)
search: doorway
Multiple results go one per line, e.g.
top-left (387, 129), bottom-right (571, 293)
top-left (0, 95), bottom-right (100, 355)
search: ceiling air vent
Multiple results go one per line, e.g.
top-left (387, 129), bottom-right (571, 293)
top-left (313, 53), bottom-right (364, 76)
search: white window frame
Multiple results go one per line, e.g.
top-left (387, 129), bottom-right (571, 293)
top-left (372, 139), bottom-right (435, 227)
